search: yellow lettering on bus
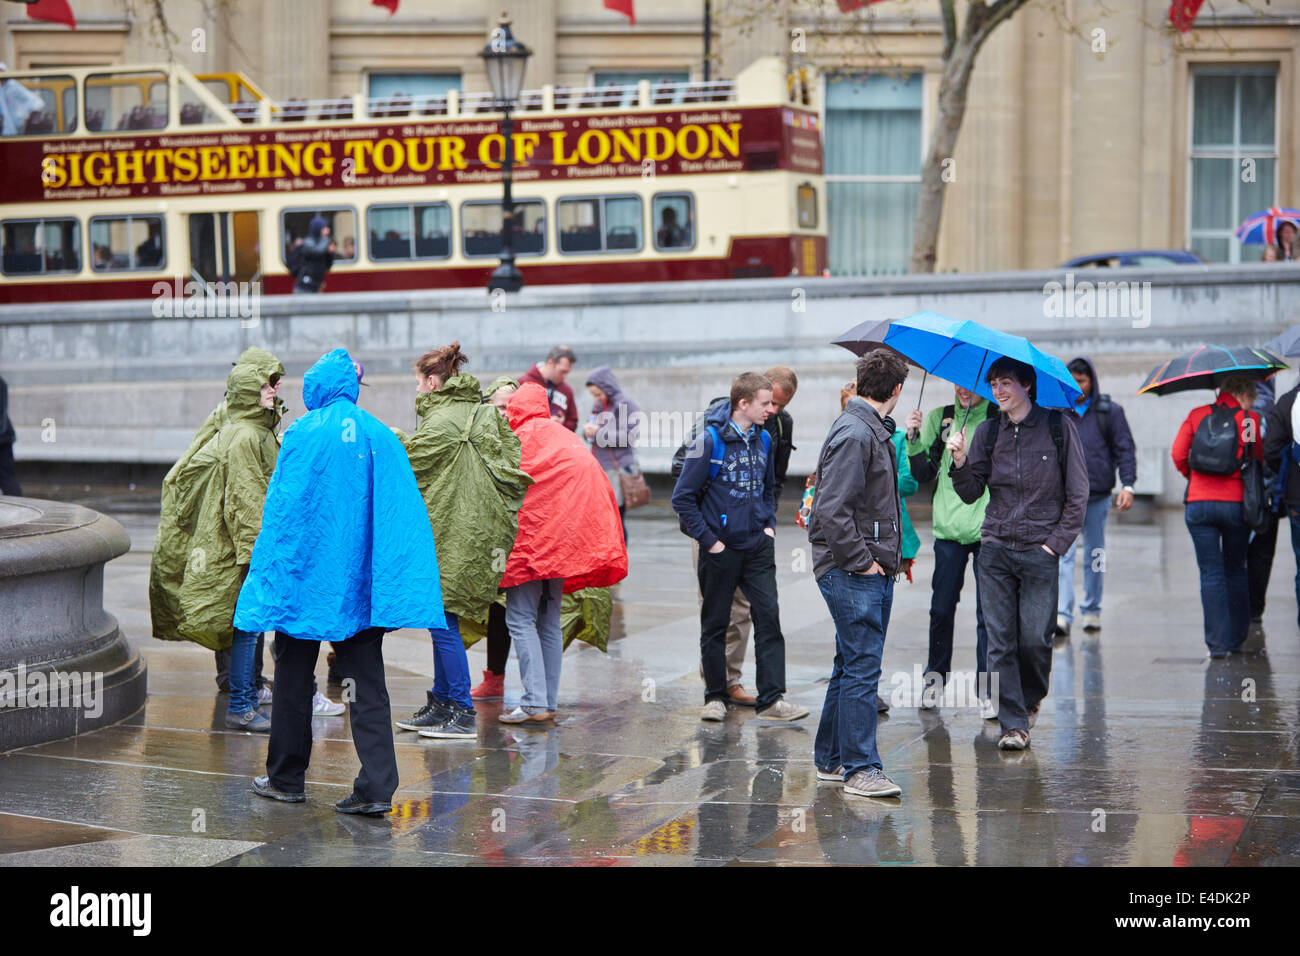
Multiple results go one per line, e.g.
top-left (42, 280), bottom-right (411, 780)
top-left (644, 127), bottom-right (674, 162)
top-left (199, 146), bottom-right (226, 180)
top-left (84, 152), bottom-right (113, 187)
top-left (273, 143), bottom-right (302, 178)
top-left (65, 153), bottom-right (84, 188)
top-left (577, 130), bottom-right (611, 165)
top-left (145, 148), bottom-right (170, 182)
top-left (114, 149), bottom-right (147, 185)
top-left (479, 134), bottom-right (504, 170)
top-left (676, 125), bottom-right (708, 161)
top-left (511, 132), bottom-right (541, 165)
top-left (550, 130), bottom-right (578, 166)
top-left (227, 145), bottom-right (255, 178)
top-left (610, 128), bottom-right (642, 163)
top-left (708, 122), bottom-right (742, 159)
top-left (343, 140), bottom-right (373, 176)
top-left (373, 139), bottom-right (402, 174)
top-left (255, 143), bottom-right (275, 178)
top-left (406, 137), bottom-right (437, 173)
top-left (173, 147), bottom-right (199, 182)
top-left (303, 141), bottom-right (333, 177)
top-left (438, 136), bottom-right (468, 171)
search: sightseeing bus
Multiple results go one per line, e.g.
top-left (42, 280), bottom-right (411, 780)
top-left (0, 57), bottom-right (826, 304)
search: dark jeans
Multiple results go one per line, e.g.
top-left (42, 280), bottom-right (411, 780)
top-left (1289, 508), bottom-right (1300, 631)
top-left (813, 568), bottom-right (894, 776)
top-left (214, 633), bottom-right (265, 692)
top-left (697, 535), bottom-right (786, 709)
top-left (926, 538), bottom-right (989, 681)
top-left (976, 542), bottom-right (1058, 734)
top-left (266, 628), bottom-right (398, 803)
top-left (1246, 509), bottom-right (1279, 620)
top-left (0, 442), bottom-right (21, 496)
top-left (1185, 500), bottom-right (1250, 654)
top-left (486, 602), bottom-right (510, 675)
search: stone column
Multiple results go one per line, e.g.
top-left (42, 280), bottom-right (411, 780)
top-left (260, 0), bottom-right (330, 101)
top-left (494, 1), bottom-right (556, 89)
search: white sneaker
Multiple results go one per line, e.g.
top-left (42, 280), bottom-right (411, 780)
top-left (757, 697), bottom-right (810, 721)
top-left (700, 700), bottom-right (727, 722)
top-left (257, 686), bottom-right (273, 705)
top-left (1054, 615), bottom-right (1070, 637)
top-left (1080, 614), bottom-right (1101, 632)
top-left (816, 765), bottom-right (846, 782)
top-left (979, 697), bottom-right (999, 721)
top-left (312, 692), bottom-right (345, 716)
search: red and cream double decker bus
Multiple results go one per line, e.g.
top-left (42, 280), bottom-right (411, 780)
top-left (0, 56), bottom-right (825, 304)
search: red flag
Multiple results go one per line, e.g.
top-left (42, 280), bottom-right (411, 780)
top-left (1169, 0), bottom-right (1206, 33)
top-left (371, 0), bottom-right (399, 14)
top-left (836, 0), bottom-right (888, 12)
top-left (604, 0), bottom-right (635, 25)
top-left (27, 0), bottom-right (76, 29)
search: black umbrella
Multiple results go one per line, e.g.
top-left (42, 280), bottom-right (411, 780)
top-left (1138, 345), bottom-right (1287, 396)
top-left (832, 317), bottom-right (932, 413)
top-left (1263, 326), bottom-right (1300, 358)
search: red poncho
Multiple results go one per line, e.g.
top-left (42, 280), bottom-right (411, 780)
top-left (501, 382), bottom-right (628, 591)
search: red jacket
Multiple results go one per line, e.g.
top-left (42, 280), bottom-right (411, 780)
top-left (500, 383), bottom-right (628, 591)
top-left (519, 364), bottom-right (579, 432)
top-left (1171, 394), bottom-right (1262, 503)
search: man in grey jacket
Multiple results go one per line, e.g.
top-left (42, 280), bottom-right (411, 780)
top-left (808, 349), bottom-right (908, 798)
top-left (947, 357), bottom-right (1089, 751)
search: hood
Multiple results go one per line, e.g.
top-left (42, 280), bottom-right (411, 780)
top-left (1069, 356), bottom-right (1099, 410)
top-left (703, 396), bottom-right (733, 430)
top-left (507, 381), bottom-right (551, 429)
top-left (416, 373), bottom-right (482, 417)
top-left (302, 348), bottom-right (359, 411)
top-left (586, 366), bottom-right (623, 404)
top-left (225, 363), bottom-right (272, 425)
top-left (483, 375), bottom-right (519, 401)
top-left (308, 216), bottom-right (328, 239)
top-left (237, 347), bottom-right (284, 383)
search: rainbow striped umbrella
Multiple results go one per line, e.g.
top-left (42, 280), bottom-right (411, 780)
top-left (1138, 345), bottom-right (1287, 396)
top-left (1235, 207), bottom-right (1300, 245)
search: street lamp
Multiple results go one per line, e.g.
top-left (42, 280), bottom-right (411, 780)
top-left (480, 13), bottom-right (532, 293)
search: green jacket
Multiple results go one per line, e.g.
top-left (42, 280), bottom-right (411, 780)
top-left (402, 374), bottom-right (534, 621)
top-left (905, 395), bottom-right (992, 545)
top-left (891, 430), bottom-right (921, 560)
top-left (149, 364), bottom-right (279, 649)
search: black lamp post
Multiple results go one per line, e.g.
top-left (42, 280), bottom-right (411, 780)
top-left (480, 14), bottom-right (532, 293)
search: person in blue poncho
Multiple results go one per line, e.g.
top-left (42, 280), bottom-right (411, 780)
top-left (235, 347), bottom-right (446, 815)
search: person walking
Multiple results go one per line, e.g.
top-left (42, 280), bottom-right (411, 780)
top-left (236, 348), bottom-right (447, 815)
top-left (394, 344), bottom-right (533, 738)
top-left (1264, 375), bottom-right (1300, 633)
top-left (905, 384), bottom-right (994, 709)
top-left (496, 382), bottom-right (627, 723)
top-left (1247, 372), bottom-right (1280, 642)
top-left (149, 363), bottom-right (280, 731)
top-left (947, 357), bottom-right (1089, 750)
top-left (1171, 376), bottom-right (1263, 658)
top-left (584, 366), bottom-right (641, 542)
top-left (1054, 357), bottom-right (1138, 637)
top-left (519, 345), bottom-right (579, 431)
top-left (0, 374), bottom-right (21, 496)
top-left (292, 216), bottom-right (337, 294)
top-left (808, 350), bottom-right (909, 797)
top-left (672, 372), bottom-right (808, 723)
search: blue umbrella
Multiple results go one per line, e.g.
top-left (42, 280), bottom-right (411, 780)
top-left (881, 311), bottom-right (1082, 424)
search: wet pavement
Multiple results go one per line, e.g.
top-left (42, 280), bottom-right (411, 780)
top-left (2, 494), bottom-right (1299, 866)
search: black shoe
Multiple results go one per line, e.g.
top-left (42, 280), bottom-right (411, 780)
top-left (876, 696), bottom-right (891, 714)
top-left (417, 702), bottom-right (478, 739)
top-left (334, 792), bottom-right (391, 816)
top-left (250, 775), bottom-right (305, 803)
top-left (395, 691), bottom-right (448, 731)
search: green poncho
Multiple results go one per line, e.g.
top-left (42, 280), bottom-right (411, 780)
top-left (149, 364), bottom-right (279, 649)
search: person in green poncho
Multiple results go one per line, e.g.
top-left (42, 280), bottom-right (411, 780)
top-left (393, 345), bottom-right (534, 739)
top-left (148, 363), bottom-right (280, 730)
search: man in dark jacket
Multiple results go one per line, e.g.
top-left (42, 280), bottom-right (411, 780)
top-left (293, 216), bottom-right (336, 294)
top-left (0, 375), bottom-right (21, 496)
top-left (519, 345), bottom-right (579, 431)
top-left (1247, 372), bottom-right (1281, 640)
top-left (1055, 357), bottom-right (1138, 637)
top-left (808, 350), bottom-right (908, 798)
top-left (1263, 381), bottom-right (1300, 631)
top-left (948, 357), bottom-right (1089, 751)
top-left (673, 371), bottom-right (808, 723)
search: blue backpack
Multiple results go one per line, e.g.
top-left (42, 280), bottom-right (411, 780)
top-left (695, 424), bottom-right (771, 501)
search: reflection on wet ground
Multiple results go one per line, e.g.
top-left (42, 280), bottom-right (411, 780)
top-left (2, 497), bottom-right (1298, 865)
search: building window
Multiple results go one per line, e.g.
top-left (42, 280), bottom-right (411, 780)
top-left (281, 208), bottom-right (357, 265)
top-left (652, 193), bottom-right (694, 251)
top-left (461, 200), bottom-right (546, 257)
top-left (557, 195), bottom-right (643, 254)
top-left (368, 203), bottom-right (452, 260)
top-left (824, 72), bottom-right (922, 276)
top-left (90, 215), bottom-right (164, 271)
top-left (2, 218), bottom-right (80, 275)
top-left (1189, 66), bottom-right (1278, 263)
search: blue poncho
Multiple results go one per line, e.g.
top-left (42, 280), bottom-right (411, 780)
top-left (234, 348), bottom-right (446, 640)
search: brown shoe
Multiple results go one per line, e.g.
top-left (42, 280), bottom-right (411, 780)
top-left (728, 685), bottom-right (757, 707)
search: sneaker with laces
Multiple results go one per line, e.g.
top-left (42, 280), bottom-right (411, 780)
top-left (418, 702), bottom-right (478, 739)
top-left (816, 765), bottom-right (845, 782)
top-left (756, 697), bottom-right (810, 721)
top-left (312, 692), bottom-right (345, 716)
top-left (257, 685), bottom-right (273, 705)
top-left (998, 728), bottom-right (1030, 750)
top-left (843, 768), bottom-right (902, 798)
top-left (396, 691), bottom-right (448, 731)
top-left (700, 699), bottom-right (727, 722)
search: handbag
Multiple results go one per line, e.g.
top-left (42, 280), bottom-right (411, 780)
top-left (618, 465), bottom-right (651, 510)
top-left (1240, 442), bottom-right (1269, 532)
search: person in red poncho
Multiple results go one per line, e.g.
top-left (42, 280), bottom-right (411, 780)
top-left (498, 382), bottom-right (628, 723)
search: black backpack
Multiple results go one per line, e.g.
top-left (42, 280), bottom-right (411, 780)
top-left (1188, 404), bottom-right (1244, 476)
top-left (670, 397), bottom-right (728, 479)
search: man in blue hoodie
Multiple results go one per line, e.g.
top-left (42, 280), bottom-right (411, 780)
top-left (1055, 357), bottom-right (1137, 637)
top-left (672, 372), bottom-right (809, 723)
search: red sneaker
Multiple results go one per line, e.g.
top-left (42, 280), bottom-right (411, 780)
top-left (470, 670), bottom-right (505, 700)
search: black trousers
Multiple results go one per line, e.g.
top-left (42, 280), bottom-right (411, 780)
top-left (1246, 511), bottom-right (1279, 620)
top-left (485, 601), bottom-right (510, 675)
top-left (0, 443), bottom-right (21, 496)
top-left (697, 536), bottom-right (786, 708)
top-left (267, 628), bottom-right (398, 803)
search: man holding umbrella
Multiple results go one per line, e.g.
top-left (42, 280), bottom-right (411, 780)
top-left (947, 358), bottom-right (1089, 751)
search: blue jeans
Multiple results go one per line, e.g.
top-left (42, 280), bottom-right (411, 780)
top-left (505, 578), bottom-right (564, 712)
top-left (227, 628), bottom-right (260, 715)
top-left (1058, 495), bottom-right (1111, 621)
top-left (1185, 500), bottom-right (1250, 653)
top-left (1290, 507), bottom-right (1300, 630)
top-left (813, 568), bottom-right (894, 777)
top-left (429, 612), bottom-right (473, 710)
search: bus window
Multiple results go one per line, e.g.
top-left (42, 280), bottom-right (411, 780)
top-left (0, 74), bottom-right (75, 135)
top-left (189, 211), bottom-right (259, 283)
top-left (90, 216), bottom-right (164, 271)
top-left (797, 182), bottom-right (818, 229)
top-left (368, 205), bottom-right (412, 260)
top-left (652, 193), bottom-right (695, 251)
top-left (557, 195), bottom-right (643, 254)
top-left (462, 200), bottom-right (545, 258)
top-left (179, 84), bottom-right (211, 126)
top-left (414, 204), bottom-right (451, 258)
top-left (86, 71), bottom-right (168, 132)
top-left (282, 208), bottom-right (357, 266)
top-left (2, 218), bottom-right (80, 275)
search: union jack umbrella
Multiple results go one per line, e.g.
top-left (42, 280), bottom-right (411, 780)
top-left (1234, 206), bottom-right (1300, 246)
